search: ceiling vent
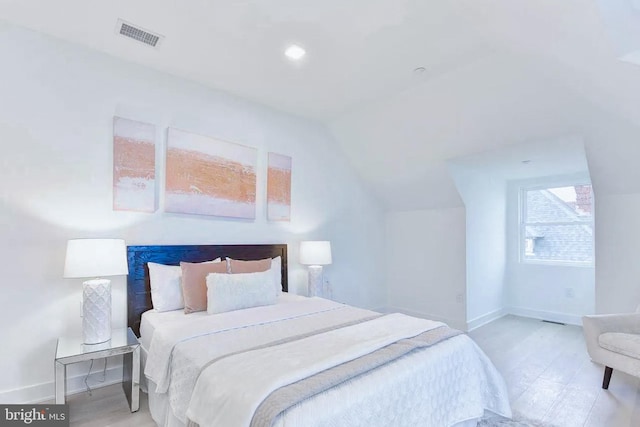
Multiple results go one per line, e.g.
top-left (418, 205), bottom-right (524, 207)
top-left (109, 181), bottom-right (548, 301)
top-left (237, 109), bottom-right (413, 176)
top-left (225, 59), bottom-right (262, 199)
top-left (115, 19), bottom-right (163, 48)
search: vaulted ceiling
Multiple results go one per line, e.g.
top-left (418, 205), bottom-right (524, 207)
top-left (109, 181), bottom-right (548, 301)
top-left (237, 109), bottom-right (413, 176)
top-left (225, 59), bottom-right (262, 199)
top-left (1, 0), bottom-right (638, 210)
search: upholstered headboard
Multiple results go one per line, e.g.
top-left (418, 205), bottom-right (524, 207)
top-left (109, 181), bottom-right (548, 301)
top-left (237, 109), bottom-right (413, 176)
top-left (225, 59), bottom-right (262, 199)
top-left (127, 244), bottom-right (288, 336)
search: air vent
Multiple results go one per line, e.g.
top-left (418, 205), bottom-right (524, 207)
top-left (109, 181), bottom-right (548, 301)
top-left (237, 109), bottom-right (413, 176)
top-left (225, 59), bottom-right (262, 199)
top-left (116, 19), bottom-right (163, 48)
top-left (542, 320), bottom-right (565, 325)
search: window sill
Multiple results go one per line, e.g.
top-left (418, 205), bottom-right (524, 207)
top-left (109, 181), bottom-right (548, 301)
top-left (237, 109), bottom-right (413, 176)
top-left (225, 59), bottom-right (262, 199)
top-left (520, 259), bottom-right (594, 268)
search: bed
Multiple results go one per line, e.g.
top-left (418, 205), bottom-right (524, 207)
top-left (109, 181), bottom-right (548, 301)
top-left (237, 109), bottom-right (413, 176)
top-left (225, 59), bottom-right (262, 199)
top-left (127, 244), bottom-right (511, 427)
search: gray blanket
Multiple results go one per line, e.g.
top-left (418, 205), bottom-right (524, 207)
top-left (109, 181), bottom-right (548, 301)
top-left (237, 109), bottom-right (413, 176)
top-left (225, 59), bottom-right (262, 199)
top-left (250, 325), bottom-right (463, 427)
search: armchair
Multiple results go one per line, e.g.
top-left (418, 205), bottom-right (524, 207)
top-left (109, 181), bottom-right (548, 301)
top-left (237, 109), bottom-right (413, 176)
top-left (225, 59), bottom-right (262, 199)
top-left (582, 308), bottom-right (640, 389)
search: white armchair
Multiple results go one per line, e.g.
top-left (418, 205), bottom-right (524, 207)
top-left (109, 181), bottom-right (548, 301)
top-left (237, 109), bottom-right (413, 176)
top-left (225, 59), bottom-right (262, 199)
top-left (582, 307), bottom-right (640, 389)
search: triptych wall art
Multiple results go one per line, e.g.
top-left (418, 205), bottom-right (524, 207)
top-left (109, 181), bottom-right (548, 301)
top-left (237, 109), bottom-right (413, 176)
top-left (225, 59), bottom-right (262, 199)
top-left (267, 152), bottom-right (292, 221)
top-left (165, 128), bottom-right (257, 219)
top-left (113, 117), bottom-right (157, 213)
top-left (112, 117), bottom-right (291, 221)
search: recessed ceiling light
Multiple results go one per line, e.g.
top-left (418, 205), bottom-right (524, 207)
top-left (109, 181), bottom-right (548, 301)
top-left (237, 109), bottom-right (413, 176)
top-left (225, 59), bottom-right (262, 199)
top-left (522, 160), bottom-right (533, 164)
top-left (284, 44), bottom-right (306, 61)
top-left (413, 67), bottom-right (426, 74)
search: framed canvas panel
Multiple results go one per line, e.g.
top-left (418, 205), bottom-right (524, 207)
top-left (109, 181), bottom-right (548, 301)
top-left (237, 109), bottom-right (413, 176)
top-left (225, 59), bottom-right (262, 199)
top-left (165, 128), bottom-right (257, 219)
top-left (267, 152), bottom-right (292, 221)
top-left (113, 117), bottom-right (157, 212)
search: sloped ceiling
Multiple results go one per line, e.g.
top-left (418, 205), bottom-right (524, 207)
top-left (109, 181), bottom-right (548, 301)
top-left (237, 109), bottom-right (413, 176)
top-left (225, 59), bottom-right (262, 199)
top-left (329, 0), bottom-right (640, 209)
top-left (596, 0), bottom-right (640, 65)
top-left (0, 0), bottom-right (639, 210)
top-left (0, 0), bottom-right (490, 120)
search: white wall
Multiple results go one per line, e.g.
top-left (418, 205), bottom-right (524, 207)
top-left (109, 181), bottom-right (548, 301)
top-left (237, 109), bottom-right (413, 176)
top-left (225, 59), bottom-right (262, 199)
top-left (0, 23), bottom-right (385, 403)
top-left (505, 175), bottom-right (595, 325)
top-left (595, 192), bottom-right (640, 314)
top-left (386, 208), bottom-right (467, 330)
top-left (449, 169), bottom-right (507, 330)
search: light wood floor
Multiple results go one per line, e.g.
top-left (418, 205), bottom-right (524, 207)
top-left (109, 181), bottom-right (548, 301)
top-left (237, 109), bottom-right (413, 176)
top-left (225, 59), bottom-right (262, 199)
top-left (469, 315), bottom-right (640, 427)
top-left (66, 383), bottom-right (154, 427)
top-left (66, 315), bottom-right (640, 426)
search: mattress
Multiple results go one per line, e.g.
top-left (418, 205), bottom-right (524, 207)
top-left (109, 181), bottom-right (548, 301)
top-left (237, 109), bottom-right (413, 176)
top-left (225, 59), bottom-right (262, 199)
top-left (141, 295), bottom-right (510, 427)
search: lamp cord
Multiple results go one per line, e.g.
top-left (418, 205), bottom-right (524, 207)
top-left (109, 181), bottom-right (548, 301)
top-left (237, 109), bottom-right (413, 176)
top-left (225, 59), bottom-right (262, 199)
top-left (84, 358), bottom-right (107, 396)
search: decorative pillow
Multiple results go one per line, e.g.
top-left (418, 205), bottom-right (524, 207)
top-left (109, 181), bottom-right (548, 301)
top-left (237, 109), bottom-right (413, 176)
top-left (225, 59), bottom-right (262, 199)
top-left (180, 261), bottom-right (228, 314)
top-left (271, 256), bottom-right (282, 295)
top-left (148, 258), bottom-right (221, 312)
top-left (227, 257), bottom-right (282, 296)
top-left (207, 270), bottom-right (277, 314)
top-left (228, 258), bottom-right (272, 274)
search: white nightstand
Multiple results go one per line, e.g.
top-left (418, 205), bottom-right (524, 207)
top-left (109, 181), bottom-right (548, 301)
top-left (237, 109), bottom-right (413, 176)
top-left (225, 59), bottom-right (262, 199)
top-left (55, 327), bottom-right (140, 412)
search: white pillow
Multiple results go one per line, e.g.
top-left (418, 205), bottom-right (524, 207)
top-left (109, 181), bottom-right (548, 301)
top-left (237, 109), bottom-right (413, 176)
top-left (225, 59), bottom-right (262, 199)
top-left (148, 258), bottom-right (221, 312)
top-left (206, 270), bottom-right (277, 314)
top-left (226, 256), bottom-right (282, 296)
top-left (271, 256), bottom-right (282, 296)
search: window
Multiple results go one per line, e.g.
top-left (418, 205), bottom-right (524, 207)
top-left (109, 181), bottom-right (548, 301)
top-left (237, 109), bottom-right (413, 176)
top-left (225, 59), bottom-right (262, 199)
top-left (520, 184), bottom-right (593, 265)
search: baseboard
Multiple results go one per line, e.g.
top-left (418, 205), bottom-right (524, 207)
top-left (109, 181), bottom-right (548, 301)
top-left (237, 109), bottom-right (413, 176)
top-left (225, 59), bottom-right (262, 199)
top-left (507, 306), bottom-right (582, 326)
top-left (0, 364), bottom-right (124, 404)
top-left (383, 305), bottom-right (582, 330)
top-left (383, 306), bottom-right (467, 331)
top-left (467, 308), bottom-right (508, 332)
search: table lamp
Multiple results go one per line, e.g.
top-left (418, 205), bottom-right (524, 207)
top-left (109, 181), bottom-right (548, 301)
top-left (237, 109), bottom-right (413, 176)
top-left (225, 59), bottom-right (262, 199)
top-left (299, 241), bottom-right (332, 297)
top-left (64, 239), bottom-right (129, 344)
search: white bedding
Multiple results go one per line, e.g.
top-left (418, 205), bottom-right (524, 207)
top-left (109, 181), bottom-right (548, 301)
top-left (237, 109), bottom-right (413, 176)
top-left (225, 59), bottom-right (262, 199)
top-left (187, 313), bottom-right (444, 426)
top-left (142, 295), bottom-right (511, 427)
top-left (139, 293), bottom-right (305, 351)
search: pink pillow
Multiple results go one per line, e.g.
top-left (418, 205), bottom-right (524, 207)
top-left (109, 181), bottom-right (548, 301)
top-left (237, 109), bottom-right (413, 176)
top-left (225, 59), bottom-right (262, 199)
top-left (180, 261), bottom-right (228, 314)
top-left (228, 258), bottom-right (272, 274)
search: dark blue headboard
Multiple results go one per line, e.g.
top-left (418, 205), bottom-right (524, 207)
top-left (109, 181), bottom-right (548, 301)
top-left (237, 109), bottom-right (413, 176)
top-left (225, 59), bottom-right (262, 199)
top-left (127, 244), bottom-right (288, 336)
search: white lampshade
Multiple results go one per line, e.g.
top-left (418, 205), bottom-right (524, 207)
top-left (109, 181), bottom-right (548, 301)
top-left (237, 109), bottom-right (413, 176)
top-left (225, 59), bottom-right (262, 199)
top-left (299, 241), bottom-right (332, 266)
top-left (64, 239), bottom-right (129, 278)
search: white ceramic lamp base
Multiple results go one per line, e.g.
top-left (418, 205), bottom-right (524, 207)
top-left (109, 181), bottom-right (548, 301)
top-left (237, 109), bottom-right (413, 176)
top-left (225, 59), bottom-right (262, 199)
top-left (307, 265), bottom-right (324, 297)
top-left (82, 279), bottom-right (112, 344)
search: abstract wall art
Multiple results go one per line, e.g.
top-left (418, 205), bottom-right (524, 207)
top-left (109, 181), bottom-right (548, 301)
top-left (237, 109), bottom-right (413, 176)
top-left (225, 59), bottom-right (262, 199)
top-left (165, 128), bottom-right (257, 219)
top-left (113, 117), bottom-right (157, 212)
top-left (267, 152), bottom-right (292, 221)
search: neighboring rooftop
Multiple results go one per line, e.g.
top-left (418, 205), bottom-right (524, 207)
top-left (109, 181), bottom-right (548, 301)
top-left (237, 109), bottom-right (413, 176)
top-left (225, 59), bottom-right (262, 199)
top-left (524, 186), bottom-right (593, 263)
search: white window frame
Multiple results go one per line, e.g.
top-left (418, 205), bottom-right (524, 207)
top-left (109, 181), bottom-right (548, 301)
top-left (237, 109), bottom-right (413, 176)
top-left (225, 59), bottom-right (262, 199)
top-left (519, 183), bottom-right (594, 267)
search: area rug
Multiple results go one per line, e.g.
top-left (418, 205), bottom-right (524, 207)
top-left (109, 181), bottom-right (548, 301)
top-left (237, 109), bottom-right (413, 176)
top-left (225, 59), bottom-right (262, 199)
top-left (477, 415), bottom-right (547, 427)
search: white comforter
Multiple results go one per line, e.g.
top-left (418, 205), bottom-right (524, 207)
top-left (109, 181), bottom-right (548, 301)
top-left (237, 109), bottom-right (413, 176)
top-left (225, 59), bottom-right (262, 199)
top-left (145, 296), bottom-right (345, 393)
top-left (143, 296), bottom-right (511, 427)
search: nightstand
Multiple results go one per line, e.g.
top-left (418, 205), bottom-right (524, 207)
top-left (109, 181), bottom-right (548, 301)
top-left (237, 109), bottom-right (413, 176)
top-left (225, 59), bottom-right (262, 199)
top-left (55, 327), bottom-right (140, 412)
